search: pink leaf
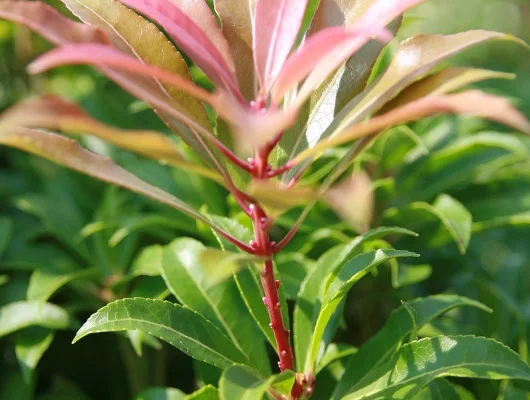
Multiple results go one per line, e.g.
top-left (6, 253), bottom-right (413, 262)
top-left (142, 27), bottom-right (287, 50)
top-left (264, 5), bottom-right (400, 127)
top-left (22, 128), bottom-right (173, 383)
top-left (253, 0), bottom-right (309, 94)
top-left (272, 26), bottom-right (392, 104)
top-left (0, 1), bottom-right (109, 45)
top-left (171, 0), bottom-right (236, 75)
top-left (279, 0), bottom-right (425, 106)
top-left (119, 0), bottom-right (243, 101)
top-left (28, 44), bottom-right (217, 106)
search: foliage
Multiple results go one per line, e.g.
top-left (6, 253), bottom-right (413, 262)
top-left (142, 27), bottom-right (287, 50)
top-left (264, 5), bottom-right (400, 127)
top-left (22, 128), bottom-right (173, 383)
top-left (1, 0), bottom-right (530, 399)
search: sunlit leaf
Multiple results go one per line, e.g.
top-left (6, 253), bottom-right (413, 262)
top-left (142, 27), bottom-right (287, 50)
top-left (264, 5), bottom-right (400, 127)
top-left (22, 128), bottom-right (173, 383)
top-left (412, 379), bottom-right (475, 400)
top-left (344, 336), bottom-right (530, 399)
top-left (185, 385), bottom-right (219, 400)
top-left (162, 238), bottom-right (270, 374)
top-left (27, 267), bottom-right (99, 302)
top-left (293, 91), bottom-right (530, 164)
top-left (74, 298), bottom-right (250, 369)
top-left (305, 249), bottom-right (418, 373)
top-left (332, 295), bottom-right (493, 399)
top-left (294, 227), bottom-right (418, 371)
top-left (134, 387), bottom-right (186, 400)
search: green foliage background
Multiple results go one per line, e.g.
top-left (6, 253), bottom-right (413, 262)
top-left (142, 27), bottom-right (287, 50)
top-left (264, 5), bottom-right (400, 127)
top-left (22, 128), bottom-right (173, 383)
top-left (1, 0), bottom-right (530, 399)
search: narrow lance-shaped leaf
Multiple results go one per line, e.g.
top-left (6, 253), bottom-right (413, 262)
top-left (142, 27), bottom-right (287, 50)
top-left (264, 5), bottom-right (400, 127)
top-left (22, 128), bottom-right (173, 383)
top-left (0, 128), bottom-right (219, 230)
top-left (344, 336), bottom-right (530, 399)
top-left (333, 30), bottom-right (530, 131)
top-left (294, 227), bottom-right (418, 371)
top-left (134, 387), bottom-right (187, 400)
top-left (292, 91), bottom-right (530, 164)
top-left (185, 385), bottom-right (219, 400)
top-left (278, 0), bottom-right (426, 105)
top-left (0, 1), bottom-right (109, 45)
top-left (380, 67), bottom-right (516, 113)
top-left (253, 0), bottom-right (309, 93)
top-left (0, 97), bottom-right (223, 184)
top-left (58, 0), bottom-right (225, 170)
top-left (214, 0), bottom-right (257, 101)
top-left (332, 295), bottom-right (493, 399)
top-left (74, 298), bottom-right (250, 369)
top-left (27, 267), bottom-right (100, 302)
top-left (162, 238), bottom-right (270, 375)
top-left (118, 0), bottom-right (241, 99)
top-left (305, 249), bottom-right (419, 373)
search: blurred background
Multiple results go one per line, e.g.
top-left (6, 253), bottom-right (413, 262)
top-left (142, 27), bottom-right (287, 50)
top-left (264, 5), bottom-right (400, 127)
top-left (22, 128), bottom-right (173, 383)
top-left (1, 0), bottom-right (530, 399)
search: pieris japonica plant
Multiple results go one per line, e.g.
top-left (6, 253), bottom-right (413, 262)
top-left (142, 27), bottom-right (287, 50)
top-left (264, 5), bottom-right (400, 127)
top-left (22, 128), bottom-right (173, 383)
top-left (1, 0), bottom-right (530, 399)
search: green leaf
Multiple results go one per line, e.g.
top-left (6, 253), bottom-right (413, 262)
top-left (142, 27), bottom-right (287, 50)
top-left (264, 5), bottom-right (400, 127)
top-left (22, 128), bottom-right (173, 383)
top-left (306, 249), bottom-right (418, 373)
top-left (209, 215), bottom-right (287, 353)
top-left (127, 245), bottom-right (164, 278)
top-left (294, 227), bottom-right (418, 371)
top-left (393, 264), bottom-right (432, 288)
top-left (185, 385), bottom-right (219, 400)
top-left (0, 275), bottom-right (8, 287)
top-left (402, 301), bottom-right (418, 342)
top-left (317, 343), bottom-right (358, 375)
top-left (332, 295), bottom-right (493, 399)
top-left (219, 365), bottom-right (294, 400)
top-left (0, 216), bottom-right (13, 260)
top-left (162, 238), bottom-right (270, 374)
top-left (15, 327), bottom-right (55, 384)
top-left (134, 387), bottom-right (186, 400)
top-left (344, 336), bottom-right (530, 399)
top-left (413, 378), bottom-right (475, 400)
top-left (73, 298), bottom-right (250, 369)
top-left (0, 301), bottom-right (74, 337)
top-left (27, 267), bottom-right (100, 302)
top-left (385, 194), bottom-right (472, 254)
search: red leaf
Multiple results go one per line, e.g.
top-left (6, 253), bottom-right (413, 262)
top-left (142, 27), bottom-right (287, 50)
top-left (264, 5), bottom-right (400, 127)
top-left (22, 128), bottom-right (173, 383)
top-left (119, 0), bottom-right (243, 101)
top-left (272, 26), bottom-right (392, 104)
top-left (28, 44), bottom-right (216, 106)
top-left (281, 0), bottom-right (425, 106)
top-left (0, 1), bottom-right (109, 45)
top-left (253, 0), bottom-right (309, 94)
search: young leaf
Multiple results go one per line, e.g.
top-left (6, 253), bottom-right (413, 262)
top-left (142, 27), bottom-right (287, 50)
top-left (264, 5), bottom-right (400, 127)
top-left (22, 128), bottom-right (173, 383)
top-left (333, 30), bottom-right (529, 130)
top-left (214, 0), bottom-right (257, 101)
top-left (253, 0), bottom-right (309, 92)
top-left (344, 336), bottom-right (530, 399)
top-left (0, 128), bottom-right (218, 230)
top-left (118, 0), bottom-right (241, 98)
top-left (219, 365), bottom-right (295, 400)
top-left (413, 378), bottom-right (475, 400)
top-left (292, 91), bottom-right (530, 164)
top-left (381, 67), bottom-right (515, 112)
top-left (162, 238), bottom-right (270, 375)
top-left (294, 227), bottom-right (418, 371)
top-left (58, 0), bottom-right (223, 169)
top-left (305, 249), bottom-right (418, 373)
top-left (0, 1), bottom-right (109, 45)
top-left (15, 327), bottom-right (55, 384)
top-left (385, 194), bottom-right (473, 254)
top-left (0, 301), bottom-right (73, 337)
top-left (134, 387), bottom-right (186, 400)
top-left (1, 95), bottom-right (222, 183)
top-left (73, 298), bottom-right (250, 369)
top-left (332, 295), bottom-right (493, 399)
top-left (401, 301), bottom-right (418, 342)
